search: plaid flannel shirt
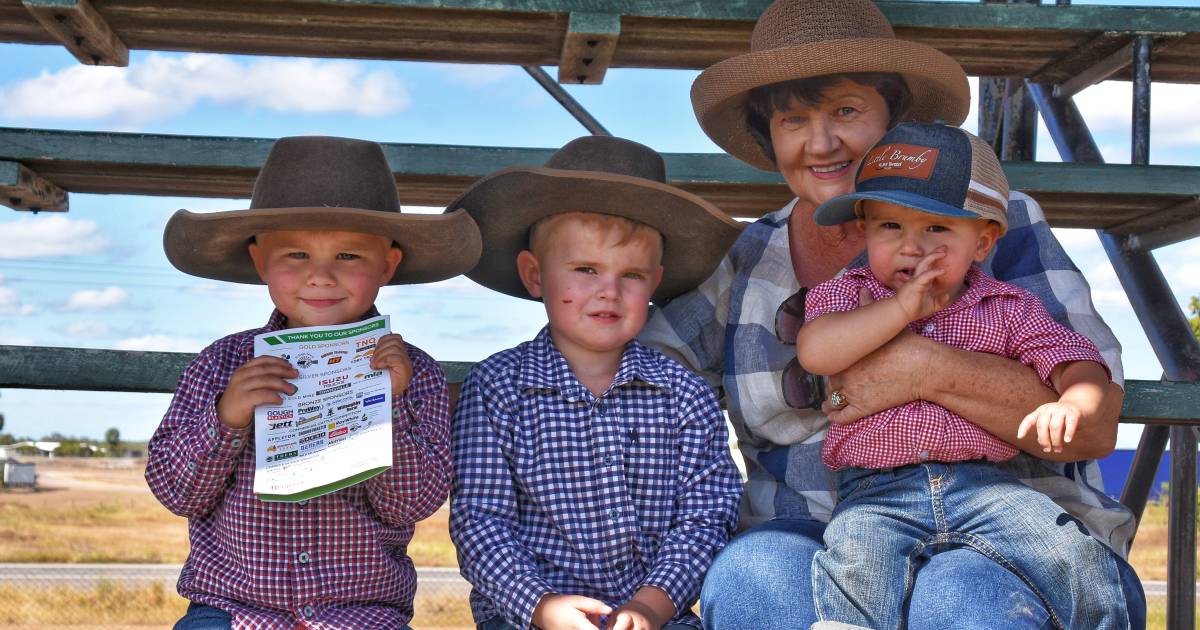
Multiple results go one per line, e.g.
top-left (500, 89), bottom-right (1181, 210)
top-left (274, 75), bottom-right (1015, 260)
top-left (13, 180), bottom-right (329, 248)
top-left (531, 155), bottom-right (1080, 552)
top-left (640, 192), bottom-right (1136, 556)
top-left (450, 327), bottom-right (742, 630)
top-left (145, 309), bottom-right (451, 630)
top-left (810, 265), bottom-right (1109, 470)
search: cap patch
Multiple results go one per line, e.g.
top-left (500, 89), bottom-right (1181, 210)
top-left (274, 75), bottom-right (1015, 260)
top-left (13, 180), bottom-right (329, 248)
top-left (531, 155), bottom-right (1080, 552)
top-left (859, 144), bottom-right (939, 182)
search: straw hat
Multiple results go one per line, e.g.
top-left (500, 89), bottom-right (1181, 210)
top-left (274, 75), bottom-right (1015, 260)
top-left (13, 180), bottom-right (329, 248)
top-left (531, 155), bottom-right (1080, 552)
top-left (692, 0), bottom-right (970, 171)
top-left (446, 136), bottom-right (743, 303)
top-left (164, 136), bottom-right (482, 285)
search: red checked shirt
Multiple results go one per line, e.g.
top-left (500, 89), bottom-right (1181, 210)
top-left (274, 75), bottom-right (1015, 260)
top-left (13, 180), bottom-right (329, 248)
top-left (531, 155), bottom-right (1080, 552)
top-left (145, 309), bottom-right (450, 630)
top-left (807, 266), bottom-right (1109, 471)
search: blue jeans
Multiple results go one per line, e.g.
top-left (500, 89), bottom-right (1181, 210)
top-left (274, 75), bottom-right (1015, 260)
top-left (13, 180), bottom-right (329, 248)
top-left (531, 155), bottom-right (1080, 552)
top-left (478, 614), bottom-right (696, 630)
top-left (173, 603), bottom-right (231, 630)
top-left (174, 602), bottom-right (416, 630)
top-left (813, 462), bottom-right (1134, 630)
top-left (700, 502), bottom-right (1145, 629)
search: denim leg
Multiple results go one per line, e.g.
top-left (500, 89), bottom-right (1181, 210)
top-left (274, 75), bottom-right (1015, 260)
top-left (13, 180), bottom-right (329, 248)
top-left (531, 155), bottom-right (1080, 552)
top-left (909, 547), bottom-right (1052, 630)
top-left (936, 462), bottom-right (1130, 630)
top-left (172, 603), bottom-right (233, 630)
top-left (700, 517), bottom-right (826, 630)
top-left (812, 467), bottom-right (934, 630)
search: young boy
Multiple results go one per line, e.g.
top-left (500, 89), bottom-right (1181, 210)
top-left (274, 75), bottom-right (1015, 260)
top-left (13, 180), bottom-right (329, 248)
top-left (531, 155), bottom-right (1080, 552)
top-left (796, 123), bottom-right (1128, 630)
top-left (146, 135), bottom-right (482, 629)
top-left (446, 136), bottom-right (744, 630)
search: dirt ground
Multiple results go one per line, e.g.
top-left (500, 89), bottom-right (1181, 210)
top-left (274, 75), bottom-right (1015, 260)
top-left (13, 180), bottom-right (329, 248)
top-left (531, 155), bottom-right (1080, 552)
top-left (1, 457), bottom-right (153, 506)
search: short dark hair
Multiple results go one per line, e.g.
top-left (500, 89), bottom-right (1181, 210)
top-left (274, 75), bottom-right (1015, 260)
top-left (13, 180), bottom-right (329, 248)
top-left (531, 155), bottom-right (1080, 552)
top-left (743, 72), bottom-right (913, 166)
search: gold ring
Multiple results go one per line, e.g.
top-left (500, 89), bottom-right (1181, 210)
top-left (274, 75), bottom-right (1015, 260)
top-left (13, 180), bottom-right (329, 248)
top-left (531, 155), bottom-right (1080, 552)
top-left (829, 390), bottom-right (849, 410)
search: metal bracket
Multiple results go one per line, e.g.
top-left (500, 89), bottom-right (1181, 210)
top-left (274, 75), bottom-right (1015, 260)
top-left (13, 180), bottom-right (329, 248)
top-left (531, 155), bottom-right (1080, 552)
top-left (21, 0), bottom-right (128, 66)
top-left (557, 12), bottom-right (619, 85)
top-left (1033, 31), bottom-right (1185, 100)
top-left (0, 161), bottom-right (68, 212)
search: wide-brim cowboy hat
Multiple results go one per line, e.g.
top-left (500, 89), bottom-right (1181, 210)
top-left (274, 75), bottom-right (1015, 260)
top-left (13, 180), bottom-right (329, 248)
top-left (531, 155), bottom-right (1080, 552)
top-left (445, 136), bottom-right (743, 303)
top-left (692, 0), bottom-right (971, 171)
top-left (164, 135), bottom-right (481, 285)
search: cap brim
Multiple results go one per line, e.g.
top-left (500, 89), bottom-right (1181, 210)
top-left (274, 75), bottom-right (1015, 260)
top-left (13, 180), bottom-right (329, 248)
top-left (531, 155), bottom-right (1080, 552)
top-left (814, 190), bottom-right (979, 226)
top-left (446, 166), bottom-right (743, 303)
top-left (164, 207), bottom-right (481, 285)
top-left (692, 38), bottom-right (971, 171)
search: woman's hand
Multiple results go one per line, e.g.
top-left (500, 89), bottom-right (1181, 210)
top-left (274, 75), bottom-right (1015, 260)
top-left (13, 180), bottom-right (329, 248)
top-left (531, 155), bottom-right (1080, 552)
top-left (823, 328), bottom-right (931, 425)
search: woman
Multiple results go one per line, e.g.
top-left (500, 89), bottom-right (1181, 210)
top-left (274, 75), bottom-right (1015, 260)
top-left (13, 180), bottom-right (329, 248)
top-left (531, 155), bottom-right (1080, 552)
top-left (639, 0), bottom-right (1145, 627)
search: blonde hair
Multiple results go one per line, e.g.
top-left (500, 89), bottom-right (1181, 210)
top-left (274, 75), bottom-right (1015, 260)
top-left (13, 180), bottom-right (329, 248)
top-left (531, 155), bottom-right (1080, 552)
top-left (528, 212), bottom-right (663, 264)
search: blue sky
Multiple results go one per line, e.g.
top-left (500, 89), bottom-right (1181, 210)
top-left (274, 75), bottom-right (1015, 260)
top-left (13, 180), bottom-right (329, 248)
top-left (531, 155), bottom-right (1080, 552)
top-left (1, 1), bottom-right (1199, 446)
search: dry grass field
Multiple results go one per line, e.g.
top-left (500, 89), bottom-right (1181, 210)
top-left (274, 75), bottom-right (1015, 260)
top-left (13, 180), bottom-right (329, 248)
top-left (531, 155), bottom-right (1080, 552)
top-left (0, 456), bottom-right (1194, 628)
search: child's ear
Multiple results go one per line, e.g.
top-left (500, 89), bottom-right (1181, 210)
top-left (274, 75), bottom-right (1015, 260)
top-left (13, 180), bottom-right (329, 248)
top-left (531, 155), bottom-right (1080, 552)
top-left (649, 265), bottom-right (665, 295)
top-left (973, 222), bottom-right (1002, 262)
top-left (247, 239), bottom-right (269, 282)
top-left (382, 245), bottom-right (403, 283)
top-left (516, 250), bottom-right (543, 299)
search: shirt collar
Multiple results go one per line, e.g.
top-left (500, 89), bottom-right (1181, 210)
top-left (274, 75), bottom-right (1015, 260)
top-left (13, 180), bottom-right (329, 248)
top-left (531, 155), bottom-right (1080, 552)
top-left (263, 306), bottom-right (381, 332)
top-left (846, 265), bottom-right (1011, 317)
top-left (518, 326), bottom-right (672, 399)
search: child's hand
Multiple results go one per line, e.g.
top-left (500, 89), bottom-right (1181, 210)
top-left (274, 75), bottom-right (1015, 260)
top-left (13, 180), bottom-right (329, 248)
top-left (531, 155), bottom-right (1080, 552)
top-left (605, 600), bottom-right (662, 630)
top-left (370, 333), bottom-right (413, 397)
top-left (1017, 401), bottom-right (1082, 454)
top-left (894, 249), bottom-right (949, 321)
top-left (532, 594), bottom-right (611, 630)
top-left (216, 356), bottom-right (298, 429)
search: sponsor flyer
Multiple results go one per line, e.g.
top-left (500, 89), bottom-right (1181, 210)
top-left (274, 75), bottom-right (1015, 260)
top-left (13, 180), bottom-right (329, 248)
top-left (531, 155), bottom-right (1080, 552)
top-left (251, 315), bottom-right (393, 502)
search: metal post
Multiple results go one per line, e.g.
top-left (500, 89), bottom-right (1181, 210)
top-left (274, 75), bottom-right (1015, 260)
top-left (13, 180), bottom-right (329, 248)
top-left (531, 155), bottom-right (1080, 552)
top-left (1029, 80), bottom-right (1200, 630)
top-left (522, 65), bottom-right (611, 136)
top-left (1121, 425), bottom-right (1169, 524)
top-left (1132, 35), bottom-right (1152, 166)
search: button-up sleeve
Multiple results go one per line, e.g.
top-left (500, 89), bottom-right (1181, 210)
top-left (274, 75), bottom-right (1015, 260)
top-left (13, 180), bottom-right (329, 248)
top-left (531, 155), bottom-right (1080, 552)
top-left (364, 344), bottom-right (452, 526)
top-left (640, 374), bottom-right (742, 613)
top-left (450, 367), bottom-right (552, 630)
top-left (145, 341), bottom-right (251, 519)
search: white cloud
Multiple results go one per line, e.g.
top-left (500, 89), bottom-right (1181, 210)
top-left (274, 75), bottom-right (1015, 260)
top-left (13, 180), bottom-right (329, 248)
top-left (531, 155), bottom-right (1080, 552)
top-left (0, 216), bottom-right (109, 259)
top-left (115, 335), bottom-right (204, 352)
top-left (183, 283), bottom-right (267, 300)
top-left (0, 286), bottom-right (34, 316)
top-left (0, 333), bottom-right (35, 345)
top-left (0, 53), bottom-right (409, 126)
top-left (65, 286), bottom-right (128, 311)
top-left (432, 63), bottom-right (522, 87)
top-left (1074, 81), bottom-right (1200, 151)
top-left (63, 320), bottom-right (112, 338)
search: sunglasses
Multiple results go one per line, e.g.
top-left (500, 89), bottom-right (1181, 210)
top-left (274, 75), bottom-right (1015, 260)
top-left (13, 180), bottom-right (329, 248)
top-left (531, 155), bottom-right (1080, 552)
top-left (773, 287), bottom-right (825, 410)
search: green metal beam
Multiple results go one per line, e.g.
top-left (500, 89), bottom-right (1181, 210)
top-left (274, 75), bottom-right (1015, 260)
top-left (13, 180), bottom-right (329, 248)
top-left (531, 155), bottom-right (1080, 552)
top-left (0, 344), bottom-right (1194, 424)
top-left (2, 127), bottom-right (1198, 231)
top-left (316, 1), bottom-right (1200, 31)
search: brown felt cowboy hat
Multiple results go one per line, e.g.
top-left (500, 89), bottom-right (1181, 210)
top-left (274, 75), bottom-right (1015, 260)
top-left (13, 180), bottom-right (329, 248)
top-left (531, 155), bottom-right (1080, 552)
top-left (163, 135), bottom-right (482, 285)
top-left (692, 0), bottom-right (970, 171)
top-left (446, 135), bottom-right (743, 303)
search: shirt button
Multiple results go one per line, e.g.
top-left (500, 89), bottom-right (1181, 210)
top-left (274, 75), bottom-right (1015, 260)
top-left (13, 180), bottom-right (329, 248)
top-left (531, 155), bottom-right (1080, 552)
top-left (603, 455), bottom-right (616, 466)
top-left (616, 561), bottom-right (626, 571)
top-left (231, 438), bottom-right (243, 448)
top-left (923, 323), bottom-right (935, 334)
top-left (298, 551), bottom-right (311, 564)
top-left (207, 426), bottom-right (217, 439)
top-left (918, 450), bottom-right (930, 461)
top-left (608, 509), bottom-right (621, 521)
top-left (298, 500), bottom-right (309, 508)
top-left (301, 605), bottom-right (315, 618)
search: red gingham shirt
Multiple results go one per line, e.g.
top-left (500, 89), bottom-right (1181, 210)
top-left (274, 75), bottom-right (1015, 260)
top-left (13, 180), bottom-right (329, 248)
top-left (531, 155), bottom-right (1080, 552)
top-left (807, 266), bottom-right (1108, 471)
top-left (145, 309), bottom-right (450, 630)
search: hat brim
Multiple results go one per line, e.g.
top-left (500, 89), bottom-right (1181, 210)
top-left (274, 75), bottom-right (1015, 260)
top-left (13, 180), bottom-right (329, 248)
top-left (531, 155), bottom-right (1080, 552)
top-left (163, 207), bottom-right (482, 285)
top-left (692, 38), bottom-right (971, 171)
top-left (814, 190), bottom-right (982, 226)
top-left (447, 166), bottom-right (743, 303)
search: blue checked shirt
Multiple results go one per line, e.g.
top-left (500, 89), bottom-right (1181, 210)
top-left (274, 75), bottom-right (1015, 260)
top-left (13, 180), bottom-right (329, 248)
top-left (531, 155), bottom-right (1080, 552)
top-left (640, 192), bottom-right (1137, 557)
top-left (450, 327), bottom-right (742, 629)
